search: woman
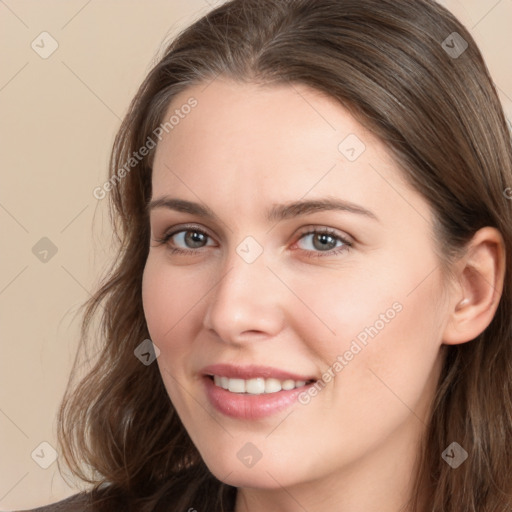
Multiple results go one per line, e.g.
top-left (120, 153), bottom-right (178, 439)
top-left (20, 0), bottom-right (512, 510)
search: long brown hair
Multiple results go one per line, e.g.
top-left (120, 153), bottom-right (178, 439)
top-left (56, 1), bottom-right (512, 510)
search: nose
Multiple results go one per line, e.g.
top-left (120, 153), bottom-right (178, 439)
top-left (202, 246), bottom-right (286, 345)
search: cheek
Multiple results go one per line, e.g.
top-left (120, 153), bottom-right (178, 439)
top-left (280, 258), bottom-right (406, 359)
top-left (141, 257), bottom-right (205, 408)
top-left (141, 256), bottom-right (208, 346)
top-left (367, 279), bottom-right (444, 400)
top-left (288, 251), bottom-right (444, 414)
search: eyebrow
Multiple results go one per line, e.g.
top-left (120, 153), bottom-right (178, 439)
top-left (147, 196), bottom-right (379, 223)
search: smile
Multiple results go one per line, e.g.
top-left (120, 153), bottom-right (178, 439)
top-left (200, 364), bottom-right (318, 419)
top-left (209, 375), bottom-right (314, 394)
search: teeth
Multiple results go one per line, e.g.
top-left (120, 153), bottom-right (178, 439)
top-left (246, 378), bottom-right (265, 394)
top-left (282, 379), bottom-right (295, 390)
top-left (264, 378), bottom-right (282, 393)
top-left (211, 375), bottom-right (311, 394)
top-left (228, 378), bottom-right (245, 393)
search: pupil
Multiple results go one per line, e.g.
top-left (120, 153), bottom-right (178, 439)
top-left (186, 231), bottom-right (206, 248)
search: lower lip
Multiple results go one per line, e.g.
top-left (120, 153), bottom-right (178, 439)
top-left (202, 376), bottom-right (314, 420)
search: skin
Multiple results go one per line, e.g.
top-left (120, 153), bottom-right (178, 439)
top-left (142, 77), bottom-right (505, 512)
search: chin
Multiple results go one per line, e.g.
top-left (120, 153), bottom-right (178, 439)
top-left (208, 461), bottom-right (298, 489)
top-left (195, 440), bottom-right (315, 490)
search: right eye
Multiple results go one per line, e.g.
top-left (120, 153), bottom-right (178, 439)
top-left (154, 226), bottom-right (216, 255)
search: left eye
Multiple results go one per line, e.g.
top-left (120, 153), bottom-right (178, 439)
top-left (295, 229), bottom-right (351, 255)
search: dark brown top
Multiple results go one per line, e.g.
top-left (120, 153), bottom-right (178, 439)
top-left (15, 470), bottom-right (236, 511)
top-left (16, 492), bottom-right (93, 512)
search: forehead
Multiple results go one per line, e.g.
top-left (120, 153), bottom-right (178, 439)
top-left (156, 78), bottom-right (364, 153)
top-left (150, 78), bottom-right (430, 229)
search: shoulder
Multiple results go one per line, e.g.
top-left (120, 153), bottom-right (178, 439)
top-left (15, 492), bottom-right (94, 512)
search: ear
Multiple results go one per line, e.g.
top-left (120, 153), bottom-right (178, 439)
top-left (442, 227), bottom-right (506, 345)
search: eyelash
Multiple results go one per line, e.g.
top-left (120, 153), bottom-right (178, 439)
top-left (153, 225), bottom-right (352, 258)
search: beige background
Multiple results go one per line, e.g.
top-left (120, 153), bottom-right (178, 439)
top-left (1, 0), bottom-right (511, 509)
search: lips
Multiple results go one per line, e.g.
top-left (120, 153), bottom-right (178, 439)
top-left (200, 363), bottom-right (318, 419)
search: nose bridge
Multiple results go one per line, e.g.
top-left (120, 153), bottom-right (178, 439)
top-left (204, 241), bottom-right (284, 341)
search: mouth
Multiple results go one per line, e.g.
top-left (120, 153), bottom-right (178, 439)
top-left (200, 363), bottom-right (318, 420)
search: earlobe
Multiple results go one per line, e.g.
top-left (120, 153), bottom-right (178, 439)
top-left (442, 227), bottom-right (506, 346)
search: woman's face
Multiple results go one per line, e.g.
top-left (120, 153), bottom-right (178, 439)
top-left (142, 78), bottom-right (450, 497)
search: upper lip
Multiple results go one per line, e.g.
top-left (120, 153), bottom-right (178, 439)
top-left (201, 363), bottom-right (317, 382)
